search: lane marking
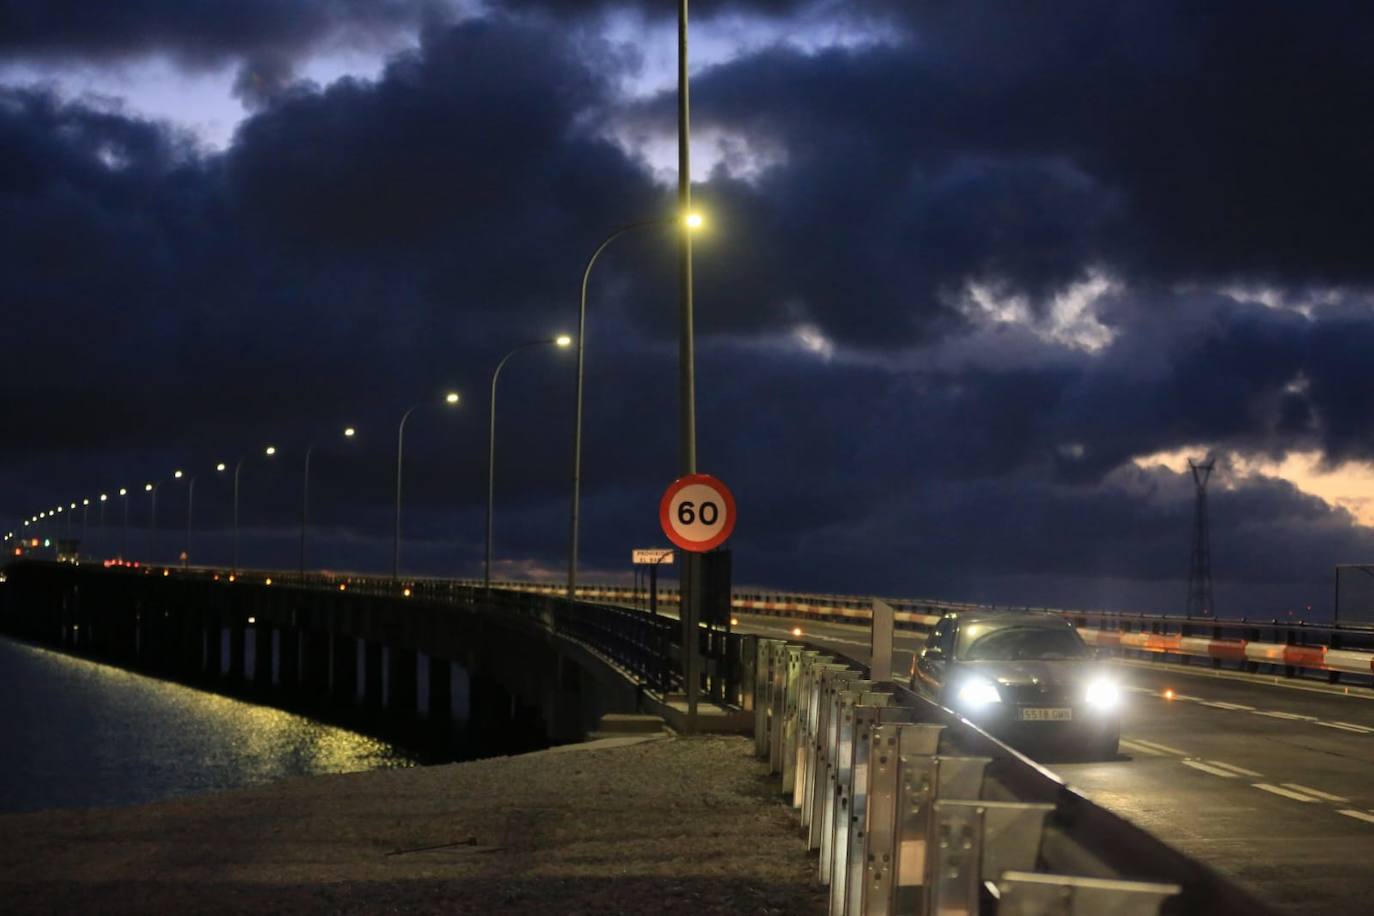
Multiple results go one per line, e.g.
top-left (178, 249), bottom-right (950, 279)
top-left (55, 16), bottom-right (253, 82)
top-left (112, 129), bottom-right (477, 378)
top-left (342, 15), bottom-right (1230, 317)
top-left (1253, 710), bottom-right (1318, 721)
top-left (1252, 783), bottom-right (1319, 802)
top-left (1205, 760), bottom-right (1264, 778)
top-left (1316, 721), bottom-right (1374, 734)
top-left (1198, 700), bottom-right (1255, 711)
top-left (1281, 784), bottom-right (1349, 803)
top-left (1338, 810), bottom-right (1374, 825)
top-left (1119, 739), bottom-right (1166, 757)
top-left (1182, 759), bottom-right (1239, 778)
top-left (1131, 738), bottom-right (1188, 756)
top-left (1328, 721), bottom-right (1374, 733)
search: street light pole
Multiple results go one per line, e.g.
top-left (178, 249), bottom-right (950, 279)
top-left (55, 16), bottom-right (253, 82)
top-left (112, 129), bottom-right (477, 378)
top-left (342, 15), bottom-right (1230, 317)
top-left (566, 218), bottom-right (673, 600)
top-left (302, 427), bottom-right (356, 579)
top-left (119, 488), bottom-right (129, 560)
top-left (677, 0), bottom-right (702, 729)
top-left (487, 337), bottom-right (571, 589)
top-left (81, 499), bottom-right (89, 555)
top-left (184, 476), bottom-right (196, 570)
top-left (98, 494), bottom-right (107, 558)
top-left (394, 394), bottom-right (459, 582)
top-left (146, 482), bottom-right (159, 562)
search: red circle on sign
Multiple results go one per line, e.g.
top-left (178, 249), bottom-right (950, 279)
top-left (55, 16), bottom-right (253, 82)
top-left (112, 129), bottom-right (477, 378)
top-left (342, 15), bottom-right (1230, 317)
top-left (659, 473), bottom-right (737, 553)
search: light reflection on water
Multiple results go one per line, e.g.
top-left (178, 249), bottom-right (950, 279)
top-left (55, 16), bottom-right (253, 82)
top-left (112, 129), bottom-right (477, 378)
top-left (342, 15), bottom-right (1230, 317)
top-left (0, 636), bottom-right (418, 813)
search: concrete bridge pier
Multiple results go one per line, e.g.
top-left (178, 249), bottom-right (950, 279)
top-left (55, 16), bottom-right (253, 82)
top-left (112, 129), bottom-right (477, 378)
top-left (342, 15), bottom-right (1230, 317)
top-left (300, 629), bottom-right (330, 696)
top-left (277, 627), bottom-right (300, 691)
top-left (363, 641), bottom-right (383, 708)
top-left (330, 633), bottom-right (358, 703)
top-left (384, 646), bottom-right (417, 716)
top-left (252, 625), bottom-right (272, 691)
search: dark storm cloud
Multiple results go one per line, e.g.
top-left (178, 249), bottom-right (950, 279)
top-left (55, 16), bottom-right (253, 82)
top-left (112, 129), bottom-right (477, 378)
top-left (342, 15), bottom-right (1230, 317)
top-left (0, 1), bottom-right (446, 65)
top-left (4, 5), bottom-right (1374, 611)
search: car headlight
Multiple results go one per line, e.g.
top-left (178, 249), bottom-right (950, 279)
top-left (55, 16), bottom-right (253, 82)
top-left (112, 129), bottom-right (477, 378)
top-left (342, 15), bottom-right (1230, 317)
top-left (957, 676), bottom-right (1001, 707)
top-left (1085, 678), bottom-right (1121, 709)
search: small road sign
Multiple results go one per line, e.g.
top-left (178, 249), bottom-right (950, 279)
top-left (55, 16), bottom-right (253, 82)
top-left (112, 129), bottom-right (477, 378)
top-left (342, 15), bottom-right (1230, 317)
top-left (633, 548), bottom-right (675, 565)
top-left (659, 474), bottom-right (737, 553)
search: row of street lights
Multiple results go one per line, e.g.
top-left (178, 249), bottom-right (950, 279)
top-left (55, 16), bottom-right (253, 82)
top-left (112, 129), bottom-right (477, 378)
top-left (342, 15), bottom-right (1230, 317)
top-left (8, 212), bottom-right (702, 590)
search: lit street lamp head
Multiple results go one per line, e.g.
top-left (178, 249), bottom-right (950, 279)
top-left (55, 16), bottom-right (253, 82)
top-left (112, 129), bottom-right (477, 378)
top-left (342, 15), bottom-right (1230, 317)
top-left (555, 334), bottom-right (573, 347)
top-left (343, 427), bottom-right (356, 437)
top-left (82, 498), bottom-right (89, 506)
top-left (216, 463), bottom-right (226, 472)
top-left (144, 484), bottom-right (153, 492)
top-left (684, 211), bottom-right (704, 229)
top-left (265, 446), bottom-right (277, 456)
top-left (119, 488), bottom-right (127, 496)
top-left (445, 392), bottom-right (460, 405)
top-left (100, 494), bottom-right (108, 501)
top-left (173, 470), bottom-right (183, 479)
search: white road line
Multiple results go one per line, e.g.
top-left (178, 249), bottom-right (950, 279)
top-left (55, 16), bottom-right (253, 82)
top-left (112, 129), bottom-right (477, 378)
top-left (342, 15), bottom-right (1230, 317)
top-left (1205, 760), bottom-right (1264, 778)
top-left (1317, 721), bottom-right (1374, 734)
top-left (1253, 710), bottom-right (1318, 721)
top-left (1281, 784), bottom-right (1349, 803)
top-left (1131, 738), bottom-right (1188, 756)
top-left (1172, 694), bottom-right (1203, 702)
top-left (1123, 686), bottom-right (1155, 695)
top-left (1120, 739), bottom-right (1165, 756)
top-left (1329, 721), bottom-right (1374, 733)
top-left (1181, 759), bottom-right (1239, 778)
top-left (1338, 810), bottom-right (1374, 825)
top-left (1252, 783), bottom-right (1319, 802)
top-left (1199, 701), bottom-right (1256, 711)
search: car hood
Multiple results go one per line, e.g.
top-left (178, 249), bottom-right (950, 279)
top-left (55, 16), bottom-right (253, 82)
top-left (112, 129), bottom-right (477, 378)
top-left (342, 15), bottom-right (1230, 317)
top-left (957, 659), bottom-right (1108, 693)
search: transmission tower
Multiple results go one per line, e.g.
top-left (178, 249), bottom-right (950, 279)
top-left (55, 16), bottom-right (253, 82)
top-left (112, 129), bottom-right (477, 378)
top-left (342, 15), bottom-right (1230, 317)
top-left (1185, 458), bottom-right (1215, 617)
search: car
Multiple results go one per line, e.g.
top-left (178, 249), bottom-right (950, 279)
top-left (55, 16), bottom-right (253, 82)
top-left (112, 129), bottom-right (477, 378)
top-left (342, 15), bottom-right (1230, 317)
top-left (910, 610), bottom-right (1121, 759)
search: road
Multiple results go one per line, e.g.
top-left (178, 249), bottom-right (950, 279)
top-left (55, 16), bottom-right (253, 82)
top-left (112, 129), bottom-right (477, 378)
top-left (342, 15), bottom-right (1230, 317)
top-left (728, 610), bottom-right (1374, 916)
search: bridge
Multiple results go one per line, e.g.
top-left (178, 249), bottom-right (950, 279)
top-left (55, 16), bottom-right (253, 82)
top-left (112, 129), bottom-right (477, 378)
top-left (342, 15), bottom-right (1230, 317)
top-left (3, 557), bottom-right (1372, 915)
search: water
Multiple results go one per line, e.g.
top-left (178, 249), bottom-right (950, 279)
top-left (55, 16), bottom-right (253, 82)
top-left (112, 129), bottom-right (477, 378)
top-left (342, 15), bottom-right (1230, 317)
top-left (0, 636), bottom-right (419, 814)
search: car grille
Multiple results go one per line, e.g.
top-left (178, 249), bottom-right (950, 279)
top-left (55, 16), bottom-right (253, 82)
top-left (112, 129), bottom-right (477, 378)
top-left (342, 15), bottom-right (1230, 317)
top-left (1000, 683), bottom-right (1075, 706)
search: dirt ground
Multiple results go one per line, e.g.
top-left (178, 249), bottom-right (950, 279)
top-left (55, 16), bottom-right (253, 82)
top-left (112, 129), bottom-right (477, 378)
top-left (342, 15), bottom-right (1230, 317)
top-left (0, 734), bottom-right (827, 915)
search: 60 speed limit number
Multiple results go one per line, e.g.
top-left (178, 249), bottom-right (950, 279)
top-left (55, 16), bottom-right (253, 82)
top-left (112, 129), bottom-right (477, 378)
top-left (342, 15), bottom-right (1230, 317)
top-left (659, 474), bottom-right (737, 552)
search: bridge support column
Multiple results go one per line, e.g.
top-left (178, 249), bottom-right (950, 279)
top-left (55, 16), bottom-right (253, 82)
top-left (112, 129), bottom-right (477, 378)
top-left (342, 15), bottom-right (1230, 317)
top-left (253, 625), bottom-right (272, 690)
top-left (278, 627), bottom-right (301, 691)
top-left (386, 646), bottom-right (418, 714)
top-left (228, 622), bottom-right (246, 682)
top-left (331, 633), bottom-right (358, 703)
top-left (301, 629), bottom-right (329, 695)
top-left (364, 641), bottom-right (384, 708)
top-left (425, 654), bottom-right (450, 721)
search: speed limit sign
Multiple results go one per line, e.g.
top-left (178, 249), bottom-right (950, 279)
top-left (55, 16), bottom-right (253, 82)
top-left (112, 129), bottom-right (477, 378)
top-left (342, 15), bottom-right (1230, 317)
top-left (659, 473), bottom-right (737, 552)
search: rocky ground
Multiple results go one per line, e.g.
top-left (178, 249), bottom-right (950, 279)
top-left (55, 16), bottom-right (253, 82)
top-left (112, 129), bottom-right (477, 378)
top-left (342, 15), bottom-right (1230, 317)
top-left (0, 734), bottom-right (826, 914)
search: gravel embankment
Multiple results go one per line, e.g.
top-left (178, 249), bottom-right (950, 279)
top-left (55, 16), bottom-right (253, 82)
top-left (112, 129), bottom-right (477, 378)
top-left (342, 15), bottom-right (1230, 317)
top-left (0, 735), bottom-right (826, 915)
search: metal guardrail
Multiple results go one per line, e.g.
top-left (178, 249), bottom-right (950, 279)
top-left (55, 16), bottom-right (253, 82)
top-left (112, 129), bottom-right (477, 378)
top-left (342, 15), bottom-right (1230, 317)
top-left (751, 636), bottom-right (1272, 916)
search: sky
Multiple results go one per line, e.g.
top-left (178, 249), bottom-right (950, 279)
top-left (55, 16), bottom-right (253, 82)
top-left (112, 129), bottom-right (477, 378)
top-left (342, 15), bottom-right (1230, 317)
top-left (4, 0), bottom-right (1374, 617)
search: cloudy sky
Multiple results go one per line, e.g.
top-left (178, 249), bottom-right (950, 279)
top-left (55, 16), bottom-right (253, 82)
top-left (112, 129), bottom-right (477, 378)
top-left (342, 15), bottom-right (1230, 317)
top-left (4, 0), bottom-right (1374, 616)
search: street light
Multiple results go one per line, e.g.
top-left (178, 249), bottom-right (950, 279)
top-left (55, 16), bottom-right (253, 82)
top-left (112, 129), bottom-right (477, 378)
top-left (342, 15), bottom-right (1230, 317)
top-left (567, 213), bottom-right (703, 598)
top-left (174, 472), bottom-right (196, 570)
top-left (394, 392), bottom-right (460, 581)
top-left (486, 335), bottom-right (572, 589)
top-left (300, 426), bottom-right (357, 578)
top-left (224, 446), bottom-right (276, 577)
top-left (146, 482), bottom-right (158, 562)
top-left (118, 488), bottom-right (129, 559)
top-left (81, 498), bottom-right (90, 554)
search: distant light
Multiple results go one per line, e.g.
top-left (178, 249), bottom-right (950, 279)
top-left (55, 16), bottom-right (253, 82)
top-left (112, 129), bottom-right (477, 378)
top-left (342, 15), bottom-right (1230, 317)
top-left (339, 583), bottom-right (347, 592)
top-left (173, 470), bottom-right (183, 479)
top-left (1164, 689), bottom-right (1176, 701)
top-left (730, 616), bottom-right (739, 626)
top-left (216, 463), bottom-right (227, 472)
top-left (100, 494), bottom-right (108, 502)
top-left (119, 488), bottom-right (128, 496)
top-left (264, 577), bottom-right (272, 586)
top-left (228, 574), bottom-right (236, 582)
top-left (555, 334), bottom-right (573, 348)
top-left (403, 587), bottom-right (412, 598)
top-left (162, 569), bottom-right (169, 577)
top-left (69, 502), bottom-right (76, 509)
top-left (343, 427), bottom-right (356, 438)
top-left (82, 499), bottom-right (90, 506)
top-left (145, 483), bottom-right (153, 492)
top-left (684, 212), bottom-right (704, 229)
top-left (39, 512), bottom-right (45, 519)
top-left (22, 521), bottom-right (28, 527)
top-left (247, 616), bottom-right (256, 625)
top-left (791, 626), bottom-right (803, 637)
top-left (445, 392), bottom-right (460, 405)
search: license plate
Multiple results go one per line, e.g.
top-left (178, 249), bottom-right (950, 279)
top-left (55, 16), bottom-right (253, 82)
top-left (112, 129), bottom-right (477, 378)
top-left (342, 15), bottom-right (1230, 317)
top-left (1019, 707), bottom-right (1072, 721)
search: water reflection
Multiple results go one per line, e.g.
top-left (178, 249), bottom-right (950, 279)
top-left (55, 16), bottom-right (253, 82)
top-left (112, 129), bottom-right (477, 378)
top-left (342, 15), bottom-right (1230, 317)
top-left (0, 637), bottom-right (417, 813)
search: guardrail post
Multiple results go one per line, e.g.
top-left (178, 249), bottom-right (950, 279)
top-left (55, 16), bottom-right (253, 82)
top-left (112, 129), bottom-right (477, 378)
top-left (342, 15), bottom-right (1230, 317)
top-left (753, 637), bottom-right (775, 757)
top-left (831, 694), bottom-right (895, 916)
top-left (769, 640), bottom-right (791, 773)
top-left (996, 872), bottom-right (1181, 916)
top-left (822, 682), bottom-right (876, 889)
top-left (808, 667), bottom-right (860, 847)
top-left (842, 703), bottom-right (910, 916)
top-left (784, 648), bottom-right (818, 794)
top-left (926, 800), bottom-right (1054, 916)
top-left (781, 645), bottom-right (805, 790)
top-left (801, 661), bottom-right (848, 816)
top-left (860, 722), bottom-right (943, 916)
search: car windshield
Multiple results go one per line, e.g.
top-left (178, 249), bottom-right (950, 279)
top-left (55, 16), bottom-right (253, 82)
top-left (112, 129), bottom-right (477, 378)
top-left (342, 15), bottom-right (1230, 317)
top-left (961, 626), bottom-right (1088, 661)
